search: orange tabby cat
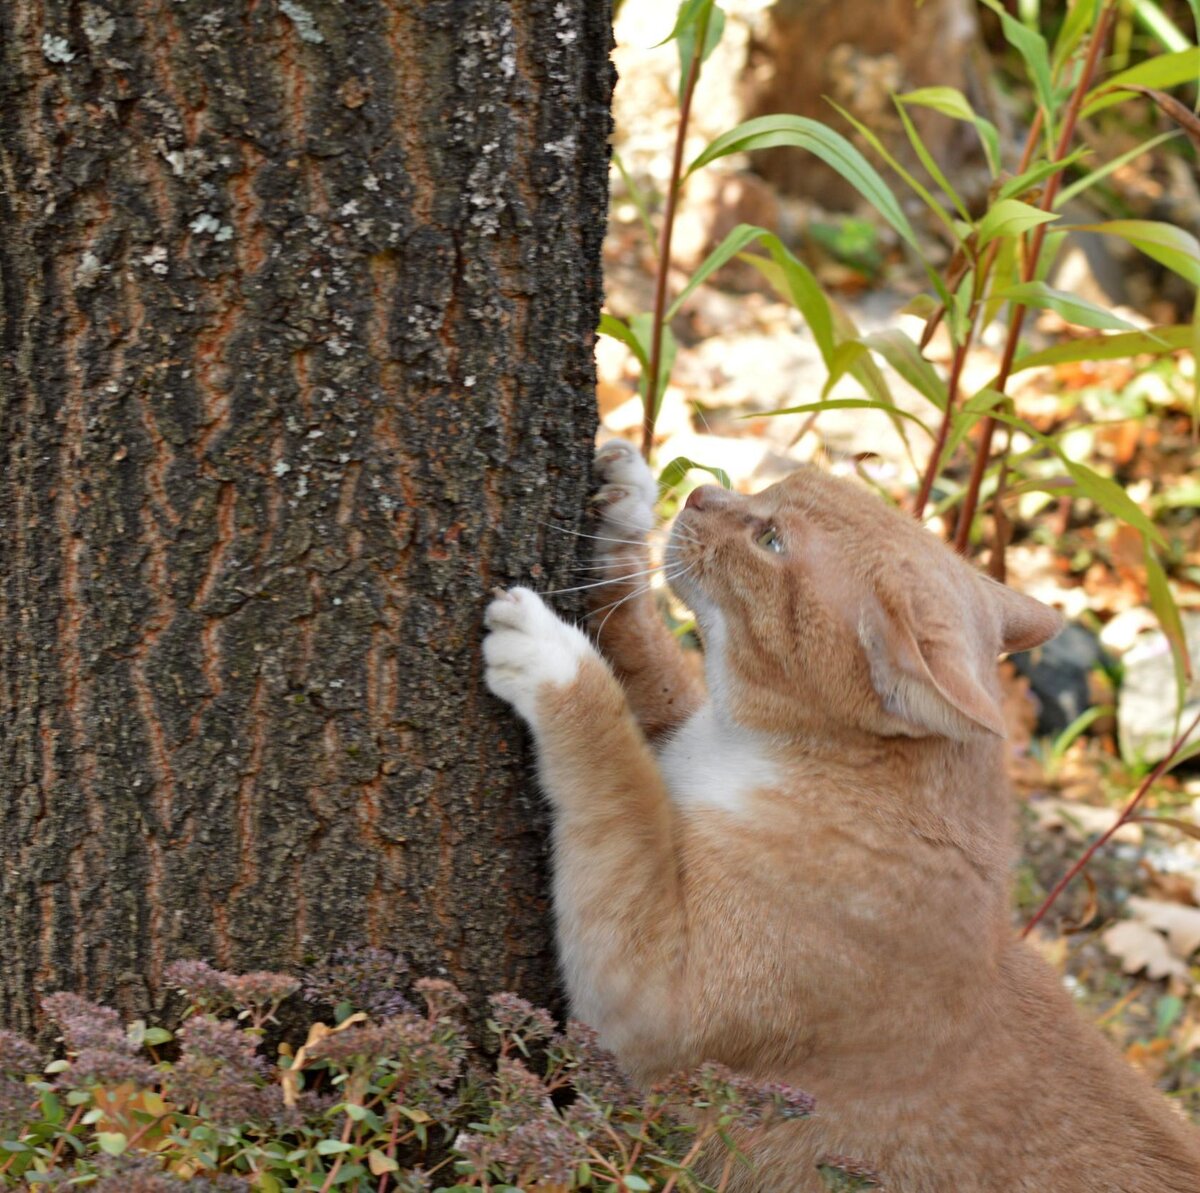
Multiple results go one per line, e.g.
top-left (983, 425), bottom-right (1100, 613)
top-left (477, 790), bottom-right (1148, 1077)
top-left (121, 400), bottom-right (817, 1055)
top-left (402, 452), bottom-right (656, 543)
top-left (483, 441), bottom-right (1200, 1192)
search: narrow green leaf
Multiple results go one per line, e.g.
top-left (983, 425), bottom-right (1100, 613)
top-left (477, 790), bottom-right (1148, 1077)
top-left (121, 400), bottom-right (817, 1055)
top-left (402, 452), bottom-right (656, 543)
top-left (667, 223), bottom-right (767, 320)
top-left (1068, 219), bottom-right (1200, 286)
top-left (686, 115), bottom-right (922, 254)
top-left (943, 386), bottom-right (1008, 461)
top-left (979, 0), bottom-right (1056, 137)
top-left (597, 313), bottom-right (650, 374)
top-left (977, 199), bottom-right (1059, 247)
top-left (984, 410), bottom-right (1165, 545)
top-left (860, 329), bottom-right (948, 411)
top-left (612, 150), bottom-right (659, 258)
top-left (629, 313), bottom-right (677, 417)
top-left (1083, 47), bottom-right (1200, 117)
top-left (1050, 704), bottom-right (1112, 761)
top-left (998, 147), bottom-right (1092, 203)
top-left (1145, 544), bottom-right (1192, 723)
top-left (827, 99), bottom-right (961, 238)
top-left (1056, 131), bottom-right (1178, 207)
top-left (893, 98), bottom-right (972, 223)
top-left (655, 0), bottom-right (710, 46)
top-left (1063, 459), bottom-right (1164, 546)
top-left (898, 87), bottom-right (1001, 176)
top-left (677, 3), bottom-right (725, 101)
top-left (760, 398), bottom-right (934, 439)
top-left (657, 456), bottom-right (732, 493)
top-left (1010, 325), bottom-right (1193, 372)
top-left (993, 281), bottom-right (1147, 332)
top-left (737, 243), bottom-right (836, 362)
top-left (1053, 0), bottom-right (1100, 74)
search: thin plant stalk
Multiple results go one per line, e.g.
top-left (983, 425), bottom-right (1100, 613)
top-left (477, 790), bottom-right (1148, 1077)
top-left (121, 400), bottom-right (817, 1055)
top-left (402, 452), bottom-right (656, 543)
top-left (912, 109), bottom-right (1046, 520)
top-left (642, 4), bottom-right (713, 460)
top-left (953, 1), bottom-right (1118, 553)
top-left (1021, 706), bottom-right (1200, 939)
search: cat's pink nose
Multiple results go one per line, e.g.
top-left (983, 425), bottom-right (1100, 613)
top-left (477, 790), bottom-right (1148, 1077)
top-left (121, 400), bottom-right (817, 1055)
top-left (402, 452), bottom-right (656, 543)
top-left (685, 485), bottom-right (724, 511)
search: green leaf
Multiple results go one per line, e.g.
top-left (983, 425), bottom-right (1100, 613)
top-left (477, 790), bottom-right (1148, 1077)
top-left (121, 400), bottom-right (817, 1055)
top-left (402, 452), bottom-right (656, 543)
top-left (737, 244), bottom-right (836, 363)
top-left (860, 329), bottom-right (948, 411)
top-left (1083, 47), bottom-right (1200, 117)
top-left (316, 1139), bottom-right (354, 1155)
top-left (1145, 543), bottom-right (1192, 721)
top-left (1053, 0), bottom-right (1100, 74)
top-left (597, 313), bottom-right (650, 375)
top-left (1063, 459), bottom-right (1163, 546)
top-left (827, 99), bottom-right (961, 239)
top-left (677, 3), bottom-right (725, 101)
top-left (943, 386), bottom-right (1008, 462)
top-left (667, 223), bottom-right (768, 320)
top-left (629, 313), bottom-right (677, 416)
top-left (892, 98), bottom-right (972, 224)
top-left (979, 0), bottom-right (1056, 136)
top-left (657, 456), bottom-right (732, 493)
top-left (623, 1178), bottom-right (652, 1192)
top-left (998, 147), bottom-right (1092, 203)
top-left (1011, 324), bottom-right (1193, 372)
top-left (1068, 219), bottom-right (1200, 286)
top-left (976, 199), bottom-right (1059, 247)
top-left (760, 398), bottom-right (934, 439)
top-left (97, 1132), bottom-right (128, 1157)
top-left (655, 0), bottom-right (710, 45)
top-left (1056, 132), bottom-right (1178, 207)
top-left (984, 410), bottom-right (1165, 545)
top-left (142, 1026), bottom-right (173, 1046)
top-left (992, 281), bottom-right (1147, 332)
top-left (897, 87), bottom-right (1001, 176)
top-left (686, 115), bottom-right (923, 255)
top-left (40, 1091), bottom-right (63, 1126)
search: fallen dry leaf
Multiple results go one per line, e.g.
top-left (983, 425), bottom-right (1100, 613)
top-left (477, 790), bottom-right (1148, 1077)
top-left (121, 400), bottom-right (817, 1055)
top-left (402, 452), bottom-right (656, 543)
top-left (281, 1012), bottom-right (367, 1107)
top-left (1127, 896), bottom-right (1200, 960)
top-left (1101, 919), bottom-right (1190, 981)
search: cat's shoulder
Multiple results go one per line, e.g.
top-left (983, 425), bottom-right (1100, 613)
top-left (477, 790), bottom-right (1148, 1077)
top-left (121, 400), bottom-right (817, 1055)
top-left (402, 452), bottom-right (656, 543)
top-left (655, 703), bottom-right (781, 815)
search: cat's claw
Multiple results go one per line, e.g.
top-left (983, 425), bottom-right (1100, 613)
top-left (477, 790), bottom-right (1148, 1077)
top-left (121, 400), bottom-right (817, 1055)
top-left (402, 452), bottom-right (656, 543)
top-left (484, 587), bottom-right (597, 724)
top-left (593, 440), bottom-right (658, 541)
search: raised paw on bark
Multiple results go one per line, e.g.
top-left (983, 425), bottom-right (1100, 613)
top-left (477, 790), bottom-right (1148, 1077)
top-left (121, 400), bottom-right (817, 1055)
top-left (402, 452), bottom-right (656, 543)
top-left (593, 440), bottom-right (658, 541)
top-left (483, 587), bottom-right (597, 725)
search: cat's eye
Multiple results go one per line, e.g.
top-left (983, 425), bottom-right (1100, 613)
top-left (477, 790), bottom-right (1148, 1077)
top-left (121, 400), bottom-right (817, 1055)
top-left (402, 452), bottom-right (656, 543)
top-left (755, 526), bottom-right (784, 554)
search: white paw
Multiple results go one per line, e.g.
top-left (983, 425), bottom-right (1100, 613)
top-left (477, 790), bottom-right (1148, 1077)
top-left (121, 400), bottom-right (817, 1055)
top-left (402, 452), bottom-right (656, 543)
top-left (593, 440), bottom-right (658, 541)
top-left (484, 587), bottom-right (597, 724)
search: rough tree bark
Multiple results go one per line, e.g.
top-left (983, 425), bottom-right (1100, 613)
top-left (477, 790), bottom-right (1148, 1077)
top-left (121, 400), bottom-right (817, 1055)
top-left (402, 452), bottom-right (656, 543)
top-left (0, 0), bottom-right (613, 1033)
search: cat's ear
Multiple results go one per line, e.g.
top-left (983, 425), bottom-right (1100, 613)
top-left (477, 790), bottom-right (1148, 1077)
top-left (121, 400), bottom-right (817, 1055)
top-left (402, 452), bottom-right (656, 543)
top-left (858, 596), bottom-right (1007, 739)
top-left (981, 576), bottom-right (1063, 654)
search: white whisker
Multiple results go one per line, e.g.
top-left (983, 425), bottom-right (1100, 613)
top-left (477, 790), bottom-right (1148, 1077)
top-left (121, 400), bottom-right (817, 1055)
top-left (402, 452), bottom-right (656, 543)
top-left (538, 564), bottom-right (668, 596)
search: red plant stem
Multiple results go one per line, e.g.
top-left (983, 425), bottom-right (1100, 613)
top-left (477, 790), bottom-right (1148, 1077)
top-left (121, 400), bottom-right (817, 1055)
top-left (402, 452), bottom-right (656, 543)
top-left (913, 331), bottom-right (972, 518)
top-left (954, 2), bottom-right (1117, 552)
top-left (912, 100), bottom-right (1046, 522)
top-left (1022, 706), bottom-right (1200, 939)
top-left (318, 1113), bottom-right (356, 1193)
top-left (642, 6), bottom-right (712, 461)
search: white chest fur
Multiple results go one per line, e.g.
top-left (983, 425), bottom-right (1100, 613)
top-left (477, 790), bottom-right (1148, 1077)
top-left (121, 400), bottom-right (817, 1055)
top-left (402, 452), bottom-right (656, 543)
top-left (656, 703), bottom-right (782, 814)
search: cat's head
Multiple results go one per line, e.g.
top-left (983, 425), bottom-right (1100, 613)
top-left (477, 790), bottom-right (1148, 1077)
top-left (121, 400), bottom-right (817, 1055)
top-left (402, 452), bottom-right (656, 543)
top-left (666, 468), bottom-right (1062, 743)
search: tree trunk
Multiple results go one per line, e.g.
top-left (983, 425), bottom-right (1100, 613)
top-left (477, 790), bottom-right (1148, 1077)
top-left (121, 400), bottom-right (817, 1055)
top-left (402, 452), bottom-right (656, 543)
top-left (0, 0), bottom-right (613, 1034)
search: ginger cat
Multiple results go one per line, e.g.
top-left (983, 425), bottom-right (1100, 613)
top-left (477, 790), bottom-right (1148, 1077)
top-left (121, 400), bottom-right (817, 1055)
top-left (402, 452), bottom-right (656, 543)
top-left (483, 441), bottom-right (1200, 1192)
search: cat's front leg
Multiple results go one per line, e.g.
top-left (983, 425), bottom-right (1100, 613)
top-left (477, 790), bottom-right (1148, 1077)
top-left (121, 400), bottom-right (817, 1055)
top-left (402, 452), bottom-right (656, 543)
top-left (484, 587), bottom-right (686, 1072)
top-left (589, 440), bottom-right (705, 740)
